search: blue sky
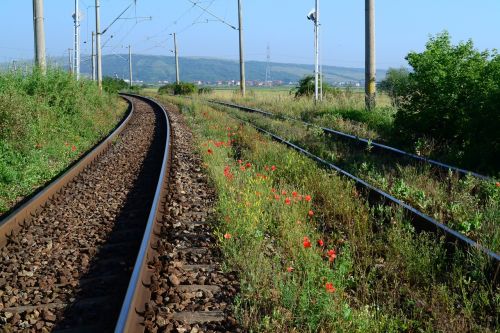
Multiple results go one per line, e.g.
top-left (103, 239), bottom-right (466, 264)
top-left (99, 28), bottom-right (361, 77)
top-left (0, 0), bottom-right (499, 69)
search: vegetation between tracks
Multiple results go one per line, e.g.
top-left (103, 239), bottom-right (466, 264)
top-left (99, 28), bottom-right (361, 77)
top-left (209, 103), bottom-right (500, 253)
top-left (0, 69), bottom-right (126, 214)
top-left (156, 94), bottom-right (499, 333)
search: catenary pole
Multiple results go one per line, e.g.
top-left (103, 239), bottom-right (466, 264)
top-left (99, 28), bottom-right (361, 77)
top-left (173, 33), bottom-right (180, 84)
top-left (73, 0), bottom-right (80, 80)
top-left (95, 0), bottom-right (103, 90)
top-left (68, 48), bottom-right (73, 73)
top-left (238, 0), bottom-right (246, 96)
top-left (33, 0), bottom-right (47, 73)
top-left (91, 31), bottom-right (96, 81)
top-left (365, 0), bottom-right (376, 110)
top-left (314, 0), bottom-right (319, 103)
top-left (128, 45), bottom-right (133, 88)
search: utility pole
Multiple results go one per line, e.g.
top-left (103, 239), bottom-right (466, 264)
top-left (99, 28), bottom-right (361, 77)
top-left (365, 0), bottom-right (376, 110)
top-left (265, 43), bottom-right (271, 86)
top-left (95, 0), bottom-right (103, 90)
top-left (237, 0), bottom-right (246, 96)
top-left (128, 45), bottom-right (133, 88)
top-left (314, 0), bottom-right (319, 103)
top-left (73, 0), bottom-right (80, 80)
top-left (32, 0), bottom-right (47, 73)
top-left (68, 48), bottom-right (73, 73)
top-left (173, 33), bottom-right (180, 84)
top-left (91, 31), bottom-right (96, 81)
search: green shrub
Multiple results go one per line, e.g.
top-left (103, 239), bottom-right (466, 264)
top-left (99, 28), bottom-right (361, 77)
top-left (378, 67), bottom-right (410, 107)
top-left (102, 77), bottom-right (129, 94)
top-left (158, 82), bottom-right (197, 95)
top-left (393, 32), bottom-right (500, 173)
top-left (292, 75), bottom-right (340, 98)
top-left (198, 87), bottom-right (213, 95)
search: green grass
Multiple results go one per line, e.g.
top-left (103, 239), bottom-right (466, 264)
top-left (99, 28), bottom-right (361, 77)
top-left (155, 94), bottom-right (499, 332)
top-left (189, 98), bottom-right (500, 253)
top-left (0, 69), bottom-right (126, 214)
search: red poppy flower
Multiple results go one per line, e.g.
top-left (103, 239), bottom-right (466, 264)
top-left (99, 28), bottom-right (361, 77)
top-left (274, 194), bottom-right (280, 200)
top-left (271, 188), bottom-right (276, 193)
top-left (496, 182), bottom-right (500, 187)
top-left (327, 249), bottom-right (337, 262)
top-left (207, 149), bottom-right (213, 154)
top-left (246, 162), bottom-right (252, 168)
top-left (292, 191), bottom-right (298, 197)
top-left (285, 197), bottom-right (291, 205)
top-left (240, 166), bottom-right (246, 171)
top-left (308, 210), bottom-right (314, 217)
top-left (317, 239), bottom-right (324, 247)
top-left (303, 237), bottom-right (311, 248)
top-left (271, 165), bottom-right (277, 171)
top-left (325, 282), bottom-right (335, 293)
top-left (264, 166), bottom-right (270, 171)
top-left (282, 190), bottom-right (287, 195)
top-left (238, 159), bottom-right (243, 164)
top-left (224, 233), bottom-right (231, 239)
top-left (71, 145), bottom-right (77, 152)
top-left (287, 266), bottom-right (294, 273)
top-left (305, 195), bottom-right (311, 202)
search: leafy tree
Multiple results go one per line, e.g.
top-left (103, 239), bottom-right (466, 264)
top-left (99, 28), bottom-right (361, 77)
top-left (378, 67), bottom-right (410, 107)
top-left (393, 32), bottom-right (500, 172)
top-left (102, 77), bottom-right (128, 94)
top-left (293, 75), bottom-right (339, 98)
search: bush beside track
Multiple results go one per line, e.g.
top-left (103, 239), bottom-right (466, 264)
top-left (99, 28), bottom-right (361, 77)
top-left (0, 69), bottom-right (126, 213)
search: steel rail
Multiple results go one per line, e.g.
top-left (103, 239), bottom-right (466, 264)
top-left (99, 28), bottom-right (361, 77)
top-left (114, 93), bottom-right (172, 333)
top-left (220, 110), bottom-right (500, 280)
top-left (0, 99), bottom-right (134, 247)
top-left (209, 100), bottom-right (492, 181)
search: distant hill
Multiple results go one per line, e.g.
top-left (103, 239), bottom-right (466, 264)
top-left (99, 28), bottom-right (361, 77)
top-left (2, 55), bottom-right (387, 85)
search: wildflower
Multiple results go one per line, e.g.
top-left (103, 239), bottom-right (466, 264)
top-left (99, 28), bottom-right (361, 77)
top-left (64, 142), bottom-right (69, 146)
top-left (240, 166), bottom-right (246, 171)
top-left (274, 194), bottom-right (280, 201)
top-left (238, 160), bottom-right (243, 164)
top-left (224, 233), bottom-right (232, 239)
top-left (246, 162), bottom-right (252, 168)
top-left (292, 191), bottom-right (298, 197)
top-left (308, 210), bottom-right (314, 217)
top-left (327, 249), bottom-right (337, 262)
top-left (496, 182), bottom-right (500, 187)
top-left (271, 165), bottom-right (277, 171)
top-left (271, 188), bottom-right (276, 193)
top-left (317, 239), bottom-right (324, 247)
top-left (264, 166), bottom-right (270, 171)
top-left (224, 166), bottom-right (234, 180)
top-left (287, 266), bottom-right (294, 273)
top-left (71, 145), bottom-right (77, 152)
top-left (325, 282), bottom-right (336, 293)
top-left (285, 197), bottom-right (291, 205)
top-left (282, 190), bottom-right (287, 195)
top-left (303, 237), bottom-right (311, 248)
top-left (207, 149), bottom-right (213, 154)
top-left (305, 195), bottom-right (311, 202)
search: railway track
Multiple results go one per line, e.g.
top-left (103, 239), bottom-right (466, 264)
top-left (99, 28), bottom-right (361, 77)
top-left (0, 94), bottom-right (237, 332)
top-left (210, 100), bottom-right (492, 180)
top-left (202, 101), bottom-right (500, 280)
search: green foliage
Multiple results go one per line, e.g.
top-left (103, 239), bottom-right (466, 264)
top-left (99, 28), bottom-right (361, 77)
top-left (293, 75), bottom-right (340, 98)
top-left (0, 69), bottom-right (124, 213)
top-left (393, 32), bottom-right (500, 172)
top-left (158, 82), bottom-right (197, 95)
top-left (197, 87), bottom-right (213, 95)
top-left (102, 77), bottom-right (129, 93)
top-left (378, 67), bottom-right (410, 107)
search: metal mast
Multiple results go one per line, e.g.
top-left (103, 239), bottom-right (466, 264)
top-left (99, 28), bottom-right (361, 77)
top-left (33, 0), bottom-right (47, 73)
top-left (73, 0), bottom-right (81, 80)
top-left (173, 33), bottom-right (180, 84)
top-left (95, 0), bottom-right (103, 90)
top-left (238, 0), bottom-right (246, 96)
top-left (314, 0), bottom-right (319, 103)
top-left (365, 0), bottom-right (376, 110)
top-left (265, 43), bottom-right (271, 86)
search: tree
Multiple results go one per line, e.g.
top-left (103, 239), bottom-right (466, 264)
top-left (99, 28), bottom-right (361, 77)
top-left (393, 32), bottom-right (500, 172)
top-left (378, 67), bottom-right (409, 107)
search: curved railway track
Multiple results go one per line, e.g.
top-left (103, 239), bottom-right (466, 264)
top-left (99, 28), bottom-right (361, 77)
top-left (210, 100), bottom-right (492, 180)
top-left (203, 101), bottom-right (500, 280)
top-left (0, 94), bottom-right (236, 332)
